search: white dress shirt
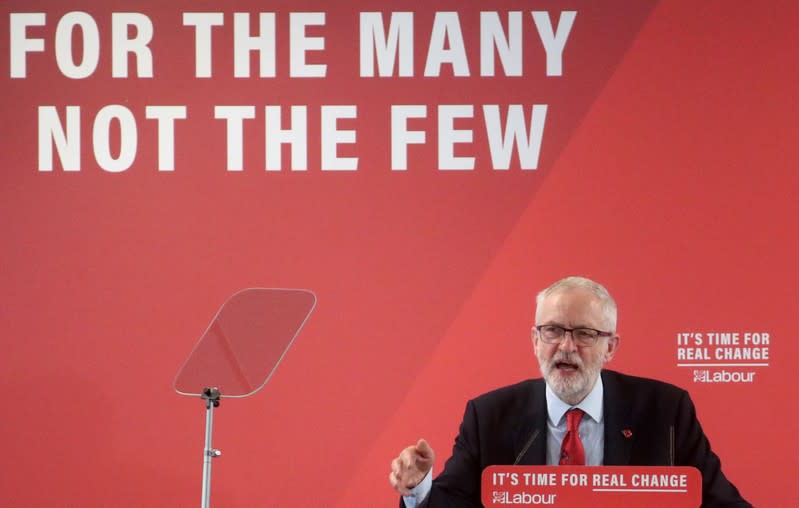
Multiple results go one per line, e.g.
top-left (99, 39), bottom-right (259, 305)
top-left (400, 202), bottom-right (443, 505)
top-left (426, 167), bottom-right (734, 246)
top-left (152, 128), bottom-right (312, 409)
top-left (545, 375), bottom-right (604, 466)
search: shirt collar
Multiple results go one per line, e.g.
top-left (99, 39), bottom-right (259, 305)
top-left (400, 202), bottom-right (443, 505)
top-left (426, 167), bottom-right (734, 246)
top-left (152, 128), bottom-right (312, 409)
top-left (545, 373), bottom-right (604, 426)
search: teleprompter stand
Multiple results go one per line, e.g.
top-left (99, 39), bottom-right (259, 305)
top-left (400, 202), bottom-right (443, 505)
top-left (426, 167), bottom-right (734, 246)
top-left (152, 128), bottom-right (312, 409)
top-left (174, 288), bottom-right (317, 508)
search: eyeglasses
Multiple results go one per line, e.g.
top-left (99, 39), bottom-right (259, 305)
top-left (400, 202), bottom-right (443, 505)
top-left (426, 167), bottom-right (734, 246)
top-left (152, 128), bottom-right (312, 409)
top-left (535, 325), bottom-right (613, 347)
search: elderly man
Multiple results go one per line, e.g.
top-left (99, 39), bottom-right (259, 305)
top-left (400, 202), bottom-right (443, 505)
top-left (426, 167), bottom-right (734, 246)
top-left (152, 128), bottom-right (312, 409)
top-left (389, 276), bottom-right (750, 507)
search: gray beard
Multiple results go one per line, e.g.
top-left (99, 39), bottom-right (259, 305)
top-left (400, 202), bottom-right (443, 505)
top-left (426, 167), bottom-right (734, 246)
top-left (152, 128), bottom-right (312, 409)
top-left (538, 352), bottom-right (601, 405)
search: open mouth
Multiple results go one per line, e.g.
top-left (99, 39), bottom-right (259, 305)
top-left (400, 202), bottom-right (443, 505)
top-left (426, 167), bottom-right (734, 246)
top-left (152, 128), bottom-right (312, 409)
top-left (555, 361), bottom-right (579, 372)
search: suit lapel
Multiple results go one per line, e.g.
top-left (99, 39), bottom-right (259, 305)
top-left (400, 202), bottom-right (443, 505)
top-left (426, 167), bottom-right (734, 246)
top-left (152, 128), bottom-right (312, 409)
top-left (513, 378), bottom-right (548, 465)
top-left (601, 370), bottom-right (634, 465)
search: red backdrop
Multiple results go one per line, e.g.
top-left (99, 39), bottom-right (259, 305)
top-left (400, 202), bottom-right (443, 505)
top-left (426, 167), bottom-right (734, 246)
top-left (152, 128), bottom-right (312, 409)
top-left (1, 1), bottom-right (796, 506)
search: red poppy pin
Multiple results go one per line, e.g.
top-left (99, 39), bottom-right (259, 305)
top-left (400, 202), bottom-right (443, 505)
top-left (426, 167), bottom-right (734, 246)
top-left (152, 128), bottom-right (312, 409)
top-left (622, 429), bottom-right (633, 439)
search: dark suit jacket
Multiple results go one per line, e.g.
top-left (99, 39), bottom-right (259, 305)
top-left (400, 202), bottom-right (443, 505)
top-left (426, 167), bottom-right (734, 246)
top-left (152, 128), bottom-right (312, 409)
top-left (406, 369), bottom-right (750, 508)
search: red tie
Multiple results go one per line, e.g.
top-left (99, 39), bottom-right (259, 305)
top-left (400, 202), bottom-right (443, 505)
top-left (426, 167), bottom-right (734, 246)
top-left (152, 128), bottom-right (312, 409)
top-left (559, 409), bottom-right (586, 465)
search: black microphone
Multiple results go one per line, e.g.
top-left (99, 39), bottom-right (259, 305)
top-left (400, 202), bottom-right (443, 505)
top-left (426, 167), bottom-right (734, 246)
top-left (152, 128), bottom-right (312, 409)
top-left (514, 429), bottom-right (541, 465)
top-left (668, 425), bottom-right (675, 466)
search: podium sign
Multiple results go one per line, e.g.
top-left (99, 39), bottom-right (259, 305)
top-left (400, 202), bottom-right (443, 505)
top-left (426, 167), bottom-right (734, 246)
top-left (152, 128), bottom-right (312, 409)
top-left (482, 465), bottom-right (701, 507)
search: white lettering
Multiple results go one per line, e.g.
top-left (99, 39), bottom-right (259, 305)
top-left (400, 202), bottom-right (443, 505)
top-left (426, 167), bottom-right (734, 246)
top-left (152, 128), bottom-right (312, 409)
top-left (145, 106), bottom-right (187, 171)
top-left (531, 11), bottom-right (576, 76)
top-left (234, 13), bottom-right (276, 78)
top-left (265, 105), bottom-right (308, 171)
top-left (93, 105), bottom-right (137, 172)
top-left (359, 12), bottom-right (413, 77)
top-left (111, 13), bottom-right (153, 78)
top-left (391, 105), bottom-right (427, 170)
top-left (290, 13), bottom-right (326, 77)
top-left (321, 106), bottom-right (357, 171)
top-left (55, 12), bottom-right (100, 79)
top-left (215, 105), bottom-right (256, 171)
top-left (424, 12), bottom-right (469, 77)
top-left (480, 12), bottom-right (522, 77)
top-left (438, 105), bottom-right (474, 170)
top-left (483, 104), bottom-right (547, 169)
top-left (38, 106), bottom-right (80, 171)
top-left (10, 13), bottom-right (46, 78)
top-left (183, 13), bottom-right (225, 78)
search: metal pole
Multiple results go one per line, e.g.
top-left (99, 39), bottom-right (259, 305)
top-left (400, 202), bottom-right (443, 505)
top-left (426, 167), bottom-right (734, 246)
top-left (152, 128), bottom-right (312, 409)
top-left (201, 388), bottom-right (221, 508)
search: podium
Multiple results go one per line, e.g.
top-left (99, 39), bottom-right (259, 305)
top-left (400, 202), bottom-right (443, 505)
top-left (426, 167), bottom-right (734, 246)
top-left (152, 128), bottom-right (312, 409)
top-left (482, 465), bottom-right (701, 507)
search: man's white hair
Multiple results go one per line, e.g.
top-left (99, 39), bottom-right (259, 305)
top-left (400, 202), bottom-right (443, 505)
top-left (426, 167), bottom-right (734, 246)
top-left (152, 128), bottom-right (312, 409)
top-left (535, 276), bottom-right (618, 332)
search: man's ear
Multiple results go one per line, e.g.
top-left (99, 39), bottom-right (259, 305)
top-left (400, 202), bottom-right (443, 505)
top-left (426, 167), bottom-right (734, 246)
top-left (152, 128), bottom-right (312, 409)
top-left (604, 334), bottom-right (620, 363)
